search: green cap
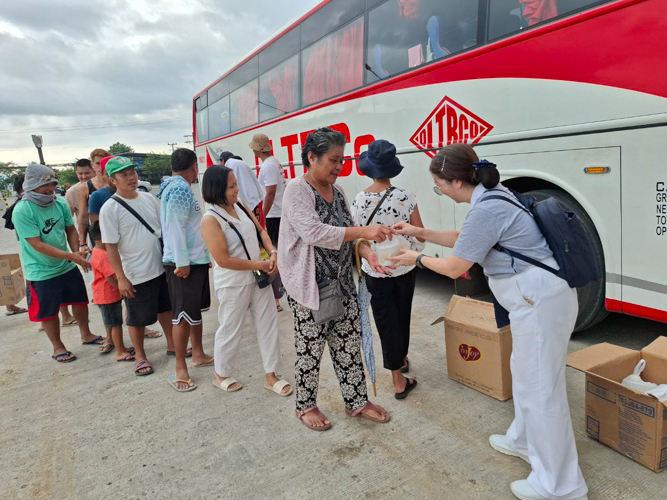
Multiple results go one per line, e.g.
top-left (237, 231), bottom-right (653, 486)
top-left (105, 156), bottom-right (138, 176)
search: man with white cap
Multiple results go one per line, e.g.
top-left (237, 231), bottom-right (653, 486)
top-left (11, 164), bottom-right (102, 363)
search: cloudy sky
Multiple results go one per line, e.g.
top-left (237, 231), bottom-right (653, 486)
top-left (0, 0), bottom-right (320, 165)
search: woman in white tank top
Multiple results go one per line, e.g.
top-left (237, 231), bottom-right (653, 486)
top-left (200, 166), bottom-right (292, 398)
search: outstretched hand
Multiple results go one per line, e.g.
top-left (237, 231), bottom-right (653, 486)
top-left (387, 248), bottom-right (420, 268)
top-left (366, 251), bottom-right (393, 275)
top-left (392, 221), bottom-right (419, 237)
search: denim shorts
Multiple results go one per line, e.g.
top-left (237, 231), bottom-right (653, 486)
top-left (98, 300), bottom-right (123, 328)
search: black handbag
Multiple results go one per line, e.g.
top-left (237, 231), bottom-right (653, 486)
top-left (110, 195), bottom-right (163, 251)
top-left (210, 207), bottom-right (274, 289)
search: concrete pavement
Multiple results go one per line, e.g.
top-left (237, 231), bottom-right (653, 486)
top-left (1, 215), bottom-right (666, 499)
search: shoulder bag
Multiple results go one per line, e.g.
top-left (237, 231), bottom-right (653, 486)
top-left (209, 207), bottom-right (274, 289)
top-left (311, 188), bottom-right (347, 325)
top-left (110, 195), bottom-right (163, 251)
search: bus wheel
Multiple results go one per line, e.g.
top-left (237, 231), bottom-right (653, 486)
top-left (525, 189), bottom-right (608, 332)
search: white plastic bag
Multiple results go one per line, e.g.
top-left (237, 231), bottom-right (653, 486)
top-left (621, 360), bottom-right (659, 393)
top-left (373, 237), bottom-right (411, 267)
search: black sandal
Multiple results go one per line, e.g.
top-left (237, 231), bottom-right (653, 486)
top-left (395, 377), bottom-right (417, 400)
top-left (400, 358), bottom-right (409, 373)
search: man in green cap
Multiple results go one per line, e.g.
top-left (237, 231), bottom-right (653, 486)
top-left (99, 157), bottom-right (174, 376)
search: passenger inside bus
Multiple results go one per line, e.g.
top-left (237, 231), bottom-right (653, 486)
top-left (366, 0), bottom-right (478, 83)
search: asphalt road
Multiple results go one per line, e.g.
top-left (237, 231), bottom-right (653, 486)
top-left (1, 199), bottom-right (666, 500)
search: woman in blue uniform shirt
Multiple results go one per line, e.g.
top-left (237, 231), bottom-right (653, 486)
top-left (388, 143), bottom-right (588, 500)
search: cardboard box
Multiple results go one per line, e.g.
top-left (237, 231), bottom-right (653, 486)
top-left (567, 338), bottom-right (667, 472)
top-left (433, 295), bottom-right (513, 401)
top-left (0, 254), bottom-right (26, 307)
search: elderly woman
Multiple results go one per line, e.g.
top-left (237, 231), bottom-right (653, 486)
top-left (279, 127), bottom-right (392, 431)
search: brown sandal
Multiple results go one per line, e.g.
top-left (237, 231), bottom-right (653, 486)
top-left (345, 401), bottom-right (390, 423)
top-left (296, 406), bottom-right (331, 431)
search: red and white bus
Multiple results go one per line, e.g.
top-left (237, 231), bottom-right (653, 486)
top-left (193, 0), bottom-right (667, 331)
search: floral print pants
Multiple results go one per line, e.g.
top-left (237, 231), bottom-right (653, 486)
top-left (288, 297), bottom-right (368, 412)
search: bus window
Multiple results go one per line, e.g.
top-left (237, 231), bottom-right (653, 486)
top-left (196, 108), bottom-right (209, 144)
top-left (366, 0), bottom-right (478, 84)
top-left (259, 27), bottom-right (300, 74)
top-left (229, 56), bottom-right (258, 93)
top-left (302, 16), bottom-right (364, 107)
top-left (208, 95), bottom-right (230, 140)
top-left (230, 79), bottom-right (258, 132)
top-left (301, 0), bottom-right (366, 49)
top-left (488, 0), bottom-right (607, 40)
top-left (208, 78), bottom-right (230, 105)
top-left (259, 54), bottom-right (299, 122)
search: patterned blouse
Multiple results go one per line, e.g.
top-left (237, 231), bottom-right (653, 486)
top-left (350, 186), bottom-right (424, 278)
top-left (310, 185), bottom-right (356, 299)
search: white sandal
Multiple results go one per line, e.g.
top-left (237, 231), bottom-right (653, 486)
top-left (212, 377), bottom-right (243, 392)
top-left (264, 379), bottom-right (293, 397)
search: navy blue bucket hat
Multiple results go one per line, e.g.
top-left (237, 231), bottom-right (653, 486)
top-left (358, 139), bottom-right (404, 179)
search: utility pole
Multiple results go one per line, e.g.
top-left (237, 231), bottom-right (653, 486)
top-left (31, 135), bottom-right (45, 164)
top-left (183, 134), bottom-right (194, 150)
top-left (168, 142), bottom-right (177, 152)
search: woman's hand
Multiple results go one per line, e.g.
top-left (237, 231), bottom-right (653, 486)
top-left (364, 224), bottom-right (392, 242)
top-left (267, 253), bottom-right (279, 276)
top-left (387, 248), bottom-right (420, 268)
top-left (257, 260), bottom-right (273, 274)
top-left (392, 221), bottom-right (420, 238)
top-left (366, 251), bottom-right (392, 275)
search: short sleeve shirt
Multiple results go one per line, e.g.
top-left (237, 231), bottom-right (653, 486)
top-left (91, 247), bottom-right (122, 304)
top-left (350, 187), bottom-right (422, 278)
top-left (99, 192), bottom-right (164, 286)
top-left (258, 156), bottom-right (286, 218)
top-left (11, 197), bottom-right (76, 281)
top-left (453, 184), bottom-right (553, 278)
top-left (88, 186), bottom-right (115, 215)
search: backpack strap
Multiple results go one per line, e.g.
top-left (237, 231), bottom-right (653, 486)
top-left (479, 193), bottom-right (559, 277)
top-left (110, 195), bottom-right (159, 240)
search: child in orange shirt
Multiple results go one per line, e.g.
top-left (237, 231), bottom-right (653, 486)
top-left (89, 221), bottom-right (134, 362)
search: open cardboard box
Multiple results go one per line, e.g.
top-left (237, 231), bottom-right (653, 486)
top-left (0, 254), bottom-right (25, 307)
top-left (567, 337), bottom-right (667, 472)
top-left (433, 295), bottom-right (512, 401)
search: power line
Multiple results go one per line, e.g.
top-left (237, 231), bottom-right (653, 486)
top-left (0, 117), bottom-right (190, 135)
top-left (168, 142), bottom-right (177, 152)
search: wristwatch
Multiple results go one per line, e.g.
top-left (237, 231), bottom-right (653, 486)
top-left (270, 250), bottom-right (278, 255)
top-left (416, 254), bottom-right (427, 269)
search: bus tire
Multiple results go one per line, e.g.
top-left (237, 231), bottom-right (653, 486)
top-left (524, 188), bottom-right (608, 332)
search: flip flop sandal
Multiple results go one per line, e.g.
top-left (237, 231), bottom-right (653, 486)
top-left (117, 353), bottom-right (136, 362)
top-left (98, 343), bottom-right (115, 354)
top-left (52, 351), bottom-right (77, 363)
top-left (212, 377), bottom-right (242, 392)
top-left (82, 335), bottom-right (105, 345)
top-left (192, 359), bottom-right (215, 368)
top-left (345, 401), bottom-right (390, 423)
top-left (168, 375), bottom-right (197, 392)
top-left (400, 358), bottom-right (409, 373)
top-left (5, 308), bottom-right (27, 316)
top-left (144, 329), bottom-right (163, 339)
top-left (134, 359), bottom-right (154, 376)
top-left (264, 379), bottom-right (293, 397)
top-left (276, 305), bottom-right (283, 312)
top-left (62, 319), bottom-right (78, 327)
top-left (395, 377), bottom-right (418, 400)
top-left (166, 347), bottom-right (192, 358)
top-left (296, 406), bottom-right (331, 431)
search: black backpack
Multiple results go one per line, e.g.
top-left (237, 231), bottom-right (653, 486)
top-left (480, 190), bottom-right (600, 289)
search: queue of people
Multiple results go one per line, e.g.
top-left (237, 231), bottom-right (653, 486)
top-left (8, 129), bottom-right (588, 500)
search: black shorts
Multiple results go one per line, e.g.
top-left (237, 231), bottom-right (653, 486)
top-left (124, 274), bottom-right (171, 327)
top-left (164, 264), bottom-right (211, 325)
top-left (27, 267), bottom-right (89, 322)
top-left (98, 301), bottom-right (123, 328)
top-left (266, 217), bottom-right (280, 244)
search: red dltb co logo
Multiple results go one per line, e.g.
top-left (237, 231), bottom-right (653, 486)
top-left (410, 96), bottom-right (493, 158)
top-left (459, 343), bottom-right (482, 362)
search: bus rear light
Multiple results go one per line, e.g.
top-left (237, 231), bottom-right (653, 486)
top-left (584, 166), bottom-right (611, 174)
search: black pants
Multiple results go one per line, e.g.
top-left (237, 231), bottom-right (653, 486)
top-left (265, 217), bottom-right (283, 300)
top-left (364, 268), bottom-right (417, 371)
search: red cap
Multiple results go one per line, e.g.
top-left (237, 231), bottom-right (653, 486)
top-left (100, 155), bottom-right (115, 172)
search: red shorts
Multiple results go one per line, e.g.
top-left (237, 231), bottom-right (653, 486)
top-left (27, 267), bottom-right (89, 322)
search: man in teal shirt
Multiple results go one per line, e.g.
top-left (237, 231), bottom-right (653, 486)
top-left (12, 163), bottom-right (103, 363)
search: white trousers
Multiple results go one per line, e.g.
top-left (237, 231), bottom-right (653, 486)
top-left (214, 283), bottom-right (281, 377)
top-left (489, 260), bottom-right (588, 500)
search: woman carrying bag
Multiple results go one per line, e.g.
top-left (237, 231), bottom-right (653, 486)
top-left (200, 165), bottom-right (292, 397)
top-left (388, 144), bottom-right (588, 500)
top-left (279, 127), bottom-right (392, 431)
top-left (350, 139), bottom-right (425, 399)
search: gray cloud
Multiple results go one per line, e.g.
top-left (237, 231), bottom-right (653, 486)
top-left (0, 0), bottom-right (319, 163)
